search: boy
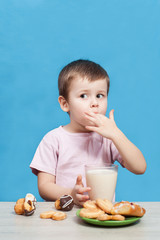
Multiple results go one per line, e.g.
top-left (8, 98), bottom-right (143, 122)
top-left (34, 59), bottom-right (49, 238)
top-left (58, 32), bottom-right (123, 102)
top-left (30, 59), bottom-right (146, 205)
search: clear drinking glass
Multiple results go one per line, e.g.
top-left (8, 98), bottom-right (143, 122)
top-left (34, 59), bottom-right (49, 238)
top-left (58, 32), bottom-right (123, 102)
top-left (85, 164), bottom-right (118, 202)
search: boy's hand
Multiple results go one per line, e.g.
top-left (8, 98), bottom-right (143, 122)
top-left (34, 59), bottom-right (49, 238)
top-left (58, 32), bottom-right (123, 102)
top-left (85, 109), bottom-right (118, 140)
top-left (71, 175), bottom-right (91, 206)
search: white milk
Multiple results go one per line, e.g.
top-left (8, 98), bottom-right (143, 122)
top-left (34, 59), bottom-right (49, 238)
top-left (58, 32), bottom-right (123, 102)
top-left (86, 169), bottom-right (118, 201)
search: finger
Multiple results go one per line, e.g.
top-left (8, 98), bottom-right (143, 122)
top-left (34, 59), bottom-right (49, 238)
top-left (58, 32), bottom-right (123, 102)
top-left (85, 112), bottom-right (107, 124)
top-left (78, 201), bottom-right (86, 206)
top-left (76, 175), bottom-right (83, 186)
top-left (85, 111), bottom-right (96, 117)
top-left (85, 113), bottom-right (99, 124)
top-left (109, 109), bottom-right (114, 120)
top-left (85, 114), bottom-right (96, 123)
top-left (76, 199), bottom-right (88, 206)
top-left (77, 187), bottom-right (91, 194)
top-left (76, 194), bottom-right (90, 202)
top-left (85, 111), bottom-right (103, 118)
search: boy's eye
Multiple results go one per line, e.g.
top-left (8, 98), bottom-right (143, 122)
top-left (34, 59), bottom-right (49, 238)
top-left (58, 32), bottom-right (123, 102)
top-left (97, 94), bottom-right (104, 98)
top-left (80, 94), bottom-right (87, 98)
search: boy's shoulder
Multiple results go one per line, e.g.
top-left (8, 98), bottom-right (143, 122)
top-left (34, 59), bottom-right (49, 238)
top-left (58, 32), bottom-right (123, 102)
top-left (43, 126), bottom-right (62, 138)
top-left (41, 126), bottom-right (63, 145)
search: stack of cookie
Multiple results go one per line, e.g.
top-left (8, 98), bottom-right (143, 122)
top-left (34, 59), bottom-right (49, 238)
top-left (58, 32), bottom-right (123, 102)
top-left (79, 199), bottom-right (146, 221)
top-left (14, 193), bottom-right (37, 216)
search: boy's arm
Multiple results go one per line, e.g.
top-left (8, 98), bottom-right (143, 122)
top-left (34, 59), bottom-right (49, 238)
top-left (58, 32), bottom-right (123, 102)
top-left (85, 110), bottom-right (146, 175)
top-left (110, 127), bottom-right (146, 174)
top-left (38, 172), bottom-right (72, 200)
top-left (38, 172), bottom-right (90, 205)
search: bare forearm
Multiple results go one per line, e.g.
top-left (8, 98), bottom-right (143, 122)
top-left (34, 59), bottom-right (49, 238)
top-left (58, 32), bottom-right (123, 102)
top-left (38, 181), bottom-right (72, 201)
top-left (38, 174), bottom-right (90, 206)
top-left (84, 110), bottom-right (146, 174)
top-left (112, 128), bottom-right (146, 174)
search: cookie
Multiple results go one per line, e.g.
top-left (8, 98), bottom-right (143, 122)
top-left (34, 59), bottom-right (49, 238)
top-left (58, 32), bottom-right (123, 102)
top-left (25, 194), bottom-right (37, 209)
top-left (96, 198), bottom-right (113, 214)
top-left (24, 193), bottom-right (37, 216)
top-left (55, 199), bottom-right (61, 210)
top-left (97, 213), bottom-right (125, 221)
top-left (14, 198), bottom-right (25, 215)
top-left (52, 212), bottom-right (66, 221)
top-left (24, 202), bottom-right (35, 216)
top-left (40, 211), bottom-right (57, 219)
top-left (83, 200), bottom-right (99, 210)
top-left (55, 195), bottom-right (74, 211)
top-left (16, 198), bottom-right (25, 205)
top-left (40, 210), bottom-right (66, 221)
top-left (14, 203), bottom-right (25, 215)
top-left (79, 208), bottom-right (104, 219)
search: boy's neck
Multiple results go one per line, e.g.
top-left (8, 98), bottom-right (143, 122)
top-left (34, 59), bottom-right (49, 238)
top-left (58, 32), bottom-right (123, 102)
top-left (63, 123), bottom-right (91, 133)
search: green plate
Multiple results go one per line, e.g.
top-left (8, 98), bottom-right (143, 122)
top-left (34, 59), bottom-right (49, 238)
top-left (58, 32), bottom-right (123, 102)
top-left (76, 209), bottom-right (141, 227)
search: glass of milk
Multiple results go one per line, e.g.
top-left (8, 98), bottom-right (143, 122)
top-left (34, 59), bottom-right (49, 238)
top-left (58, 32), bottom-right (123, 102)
top-left (85, 164), bottom-right (118, 202)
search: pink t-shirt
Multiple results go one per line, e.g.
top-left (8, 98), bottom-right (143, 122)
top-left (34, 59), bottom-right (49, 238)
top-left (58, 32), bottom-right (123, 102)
top-left (30, 126), bottom-right (123, 188)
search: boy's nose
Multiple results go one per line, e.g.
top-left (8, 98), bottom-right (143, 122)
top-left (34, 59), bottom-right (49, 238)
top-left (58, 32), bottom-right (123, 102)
top-left (90, 98), bottom-right (99, 108)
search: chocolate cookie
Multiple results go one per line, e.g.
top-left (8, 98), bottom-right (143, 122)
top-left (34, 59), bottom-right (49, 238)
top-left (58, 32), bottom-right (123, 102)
top-left (14, 193), bottom-right (37, 216)
top-left (55, 195), bottom-right (74, 211)
top-left (24, 193), bottom-right (37, 216)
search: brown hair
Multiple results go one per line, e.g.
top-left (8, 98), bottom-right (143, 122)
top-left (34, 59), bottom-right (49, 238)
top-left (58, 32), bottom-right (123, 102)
top-left (58, 59), bottom-right (110, 100)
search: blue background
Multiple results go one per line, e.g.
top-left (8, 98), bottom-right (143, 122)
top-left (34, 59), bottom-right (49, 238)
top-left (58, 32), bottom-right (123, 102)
top-left (0, 0), bottom-right (160, 202)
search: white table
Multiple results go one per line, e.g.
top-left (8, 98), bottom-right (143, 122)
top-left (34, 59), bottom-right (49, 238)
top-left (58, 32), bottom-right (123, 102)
top-left (0, 202), bottom-right (159, 240)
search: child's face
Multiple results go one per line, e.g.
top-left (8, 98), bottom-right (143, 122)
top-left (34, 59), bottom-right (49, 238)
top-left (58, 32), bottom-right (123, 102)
top-left (67, 77), bottom-right (108, 131)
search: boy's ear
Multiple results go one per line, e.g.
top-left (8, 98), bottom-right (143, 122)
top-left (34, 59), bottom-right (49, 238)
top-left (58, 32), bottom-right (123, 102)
top-left (58, 96), bottom-right (69, 112)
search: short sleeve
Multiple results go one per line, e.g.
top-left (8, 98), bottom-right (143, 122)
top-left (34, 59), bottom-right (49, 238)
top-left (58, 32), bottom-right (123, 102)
top-left (30, 135), bottom-right (58, 176)
top-left (110, 141), bottom-right (125, 167)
